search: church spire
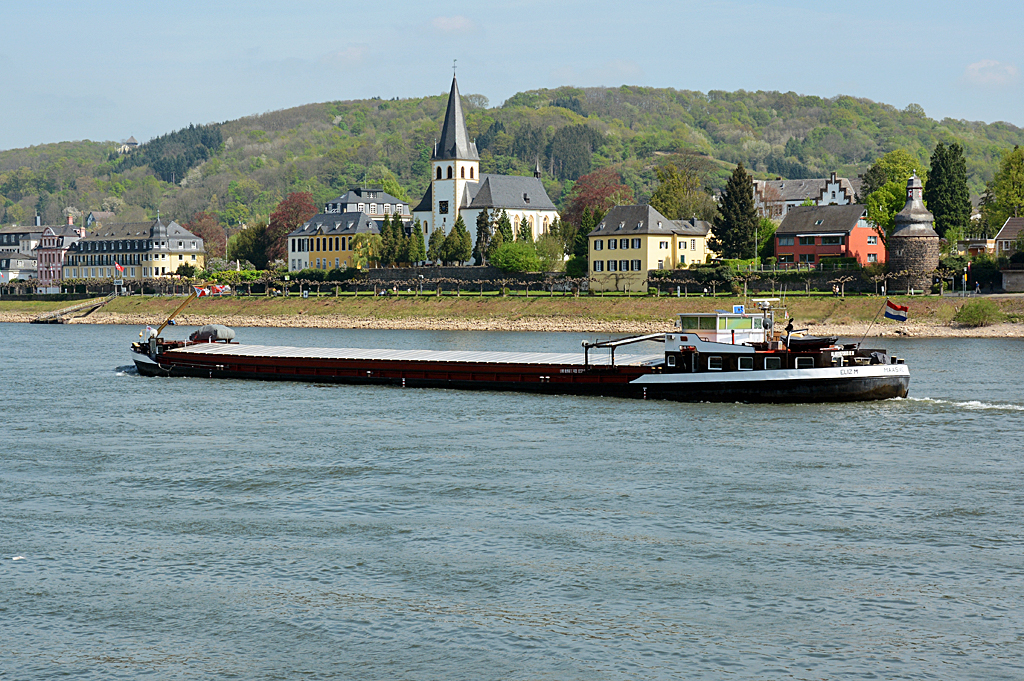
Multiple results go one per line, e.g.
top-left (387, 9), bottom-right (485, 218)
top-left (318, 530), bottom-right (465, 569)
top-left (433, 76), bottom-right (479, 161)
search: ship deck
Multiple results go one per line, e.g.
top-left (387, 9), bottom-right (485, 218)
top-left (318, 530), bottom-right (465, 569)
top-left (171, 343), bottom-right (665, 367)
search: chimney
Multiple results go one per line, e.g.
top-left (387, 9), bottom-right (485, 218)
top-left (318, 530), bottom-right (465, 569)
top-left (35, 214), bottom-right (41, 227)
top-left (67, 215), bottom-right (74, 226)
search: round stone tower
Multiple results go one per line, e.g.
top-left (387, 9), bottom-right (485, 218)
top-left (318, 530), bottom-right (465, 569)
top-left (887, 175), bottom-right (939, 293)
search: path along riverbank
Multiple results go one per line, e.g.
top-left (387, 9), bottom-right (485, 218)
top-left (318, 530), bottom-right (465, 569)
top-left (2, 294), bottom-right (1023, 338)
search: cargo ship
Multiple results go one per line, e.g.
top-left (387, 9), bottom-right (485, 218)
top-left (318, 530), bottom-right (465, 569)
top-left (130, 296), bottom-right (909, 403)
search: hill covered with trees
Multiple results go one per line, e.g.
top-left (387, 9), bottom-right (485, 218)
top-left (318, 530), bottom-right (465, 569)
top-left (2, 85), bottom-right (1022, 239)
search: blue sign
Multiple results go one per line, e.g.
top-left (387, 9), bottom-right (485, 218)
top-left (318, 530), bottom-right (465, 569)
top-left (733, 305), bottom-right (745, 315)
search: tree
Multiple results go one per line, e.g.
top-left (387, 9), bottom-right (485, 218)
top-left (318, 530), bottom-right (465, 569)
top-left (709, 162), bottom-right (758, 259)
top-left (535, 233), bottom-right (564, 272)
top-left (350, 233), bottom-right (382, 269)
top-left (490, 241), bottom-right (541, 272)
top-left (380, 213), bottom-right (398, 266)
top-left (445, 214), bottom-right (472, 265)
top-left (427, 225), bottom-right (445, 263)
top-left (183, 211), bottom-right (227, 258)
top-left (232, 221), bottom-right (273, 270)
top-left (866, 180), bottom-right (908, 245)
top-left (923, 142), bottom-right (971, 239)
top-left (562, 167), bottom-right (634, 228)
top-left (495, 209), bottom-right (514, 243)
top-left (649, 162), bottom-right (717, 221)
top-left (858, 149), bottom-right (923, 201)
top-left (473, 208), bottom-right (492, 265)
top-left (517, 215), bottom-right (533, 243)
top-left (408, 220), bottom-right (426, 263)
top-left (268, 192), bottom-right (317, 262)
top-left (984, 145), bottom-right (1024, 230)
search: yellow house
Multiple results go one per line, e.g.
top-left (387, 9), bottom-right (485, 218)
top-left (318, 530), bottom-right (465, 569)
top-left (65, 218), bottom-right (205, 280)
top-left (288, 212), bottom-right (383, 271)
top-left (588, 205), bottom-right (714, 292)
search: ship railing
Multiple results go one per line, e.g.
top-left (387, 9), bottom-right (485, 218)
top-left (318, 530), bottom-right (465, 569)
top-left (582, 332), bottom-right (666, 367)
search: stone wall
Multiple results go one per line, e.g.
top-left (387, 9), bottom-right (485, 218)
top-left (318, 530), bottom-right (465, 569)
top-left (887, 235), bottom-right (939, 291)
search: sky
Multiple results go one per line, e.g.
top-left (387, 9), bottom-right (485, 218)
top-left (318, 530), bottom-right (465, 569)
top-left (2, 0), bottom-right (1021, 151)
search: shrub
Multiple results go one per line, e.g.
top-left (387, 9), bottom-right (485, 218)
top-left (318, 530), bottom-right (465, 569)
top-left (564, 255), bottom-right (588, 277)
top-left (954, 299), bottom-right (1004, 327)
top-left (490, 241), bottom-right (541, 273)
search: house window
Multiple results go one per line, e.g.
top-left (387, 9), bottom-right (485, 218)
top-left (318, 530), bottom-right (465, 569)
top-left (799, 253), bottom-right (815, 263)
top-left (708, 356), bottom-right (723, 371)
top-left (679, 255), bottom-right (685, 264)
top-left (796, 357), bottom-right (815, 369)
top-left (831, 191), bottom-right (836, 199)
top-left (679, 240), bottom-right (686, 250)
top-left (608, 239), bottom-right (617, 250)
top-left (384, 204), bottom-right (391, 214)
top-left (631, 260), bottom-right (641, 271)
top-left (594, 240), bottom-right (603, 251)
top-left (620, 238), bottom-right (629, 249)
top-left (778, 254), bottom-right (794, 263)
top-left (815, 219), bottom-right (824, 226)
top-left (765, 356), bottom-right (782, 370)
top-left (631, 238), bottom-right (641, 249)
top-left (607, 260), bottom-right (617, 271)
top-left (691, 239), bottom-right (696, 250)
top-left (821, 236), bottom-right (843, 245)
top-left (620, 260), bottom-right (629, 271)
top-left (593, 260), bottom-right (604, 272)
top-left (799, 236), bottom-right (815, 245)
top-left (867, 235), bottom-right (878, 245)
top-left (868, 253), bottom-right (878, 263)
top-left (660, 241), bottom-right (669, 249)
top-left (658, 260), bottom-right (664, 269)
top-left (738, 356), bottom-right (753, 371)
top-left (778, 236), bottom-right (794, 246)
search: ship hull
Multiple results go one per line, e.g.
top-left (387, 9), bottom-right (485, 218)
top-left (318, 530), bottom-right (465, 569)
top-left (133, 350), bottom-right (909, 403)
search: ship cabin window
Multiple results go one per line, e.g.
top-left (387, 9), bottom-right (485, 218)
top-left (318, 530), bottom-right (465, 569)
top-left (765, 357), bottom-right (782, 370)
top-left (738, 356), bottom-right (753, 371)
top-left (708, 356), bottom-right (723, 371)
top-left (796, 357), bottom-right (815, 369)
top-left (667, 355), bottom-right (676, 367)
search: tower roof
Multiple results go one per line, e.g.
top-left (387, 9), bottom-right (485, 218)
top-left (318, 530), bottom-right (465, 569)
top-left (892, 175), bottom-right (938, 238)
top-left (434, 77), bottom-right (479, 161)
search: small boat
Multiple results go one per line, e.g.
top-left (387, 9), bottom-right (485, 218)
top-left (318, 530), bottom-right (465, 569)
top-left (130, 297), bottom-right (909, 403)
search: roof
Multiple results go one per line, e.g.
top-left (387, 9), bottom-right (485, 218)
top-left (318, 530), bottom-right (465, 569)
top-left (87, 211), bottom-right (116, 221)
top-left (467, 175), bottom-right (557, 211)
top-left (125, 136), bottom-right (138, 145)
top-left (995, 217), bottom-right (1024, 242)
top-left (0, 226), bottom-right (46, 236)
top-left (776, 204), bottom-right (869, 235)
top-left (327, 188), bottom-right (406, 207)
top-left (413, 184), bottom-right (432, 213)
top-left (434, 77), bottom-right (479, 161)
top-left (40, 225), bottom-right (82, 238)
top-left (289, 211), bottom-right (380, 237)
top-left (76, 219), bottom-right (202, 242)
top-left (588, 205), bottom-right (710, 237)
top-left (892, 175), bottom-right (938, 238)
top-left (754, 176), bottom-right (855, 202)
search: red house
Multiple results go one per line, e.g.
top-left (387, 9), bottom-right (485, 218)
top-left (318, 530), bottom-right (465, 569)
top-left (774, 204), bottom-right (884, 268)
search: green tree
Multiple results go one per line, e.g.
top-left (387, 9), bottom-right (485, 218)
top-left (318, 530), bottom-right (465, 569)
top-left (858, 149), bottom-right (923, 200)
top-left (495, 209), bottom-right (514, 243)
top-left (350, 233), bottom-right (382, 269)
top-left (473, 208), bottom-right (492, 265)
top-left (649, 162), bottom-right (717, 221)
top-left (379, 213), bottom-right (398, 266)
top-left (516, 215), bottom-right (534, 243)
top-left (985, 145), bottom-right (1024, 230)
top-left (866, 180), bottom-right (907, 245)
top-left (427, 225), bottom-right (445, 263)
top-left (709, 162), bottom-right (758, 259)
top-left (535, 233), bottom-right (564, 272)
top-left (489, 241), bottom-right (541, 272)
top-left (445, 214), bottom-right (472, 264)
top-left (923, 142), bottom-right (971, 239)
top-left (486, 221), bottom-right (505, 262)
top-left (408, 219), bottom-right (426, 263)
top-left (231, 221), bottom-right (273, 270)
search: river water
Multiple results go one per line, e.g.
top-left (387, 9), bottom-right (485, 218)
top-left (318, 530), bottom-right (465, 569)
top-left (1, 322), bottom-right (1022, 680)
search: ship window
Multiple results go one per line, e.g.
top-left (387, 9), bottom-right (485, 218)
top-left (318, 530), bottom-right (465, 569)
top-left (708, 356), bottom-right (723, 371)
top-left (796, 357), bottom-right (815, 369)
top-left (765, 357), bottom-right (782, 370)
top-left (738, 356), bottom-right (753, 371)
top-left (667, 355), bottom-right (676, 367)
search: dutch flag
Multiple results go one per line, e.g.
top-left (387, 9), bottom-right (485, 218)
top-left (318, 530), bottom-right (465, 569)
top-left (884, 299), bottom-right (908, 322)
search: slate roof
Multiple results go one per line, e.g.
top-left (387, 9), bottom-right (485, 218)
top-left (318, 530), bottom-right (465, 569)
top-left (412, 183), bottom-right (432, 213)
top-left (754, 176), bottom-right (855, 202)
top-left (327, 188), bottom-right (406, 207)
top-left (289, 212), bottom-right (380, 237)
top-left (892, 176), bottom-right (938, 238)
top-left (468, 175), bottom-right (557, 211)
top-left (434, 77), bottom-right (479, 161)
top-left (776, 204), bottom-right (868, 235)
top-left (588, 205), bottom-right (712, 237)
top-left (994, 217), bottom-right (1024, 242)
top-left (70, 220), bottom-right (203, 248)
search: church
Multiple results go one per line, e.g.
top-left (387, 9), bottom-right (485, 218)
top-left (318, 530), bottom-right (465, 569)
top-left (412, 77), bottom-right (560, 250)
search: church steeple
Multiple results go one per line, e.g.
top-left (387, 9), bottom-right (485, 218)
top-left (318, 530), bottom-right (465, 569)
top-left (434, 76), bottom-right (479, 161)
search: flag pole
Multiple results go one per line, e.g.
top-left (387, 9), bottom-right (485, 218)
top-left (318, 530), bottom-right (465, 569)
top-left (858, 297), bottom-right (888, 348)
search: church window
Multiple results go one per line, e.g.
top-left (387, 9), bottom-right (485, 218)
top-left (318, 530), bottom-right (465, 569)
top-left (447, 166), bottom-right (453, 179)
top-left (460, 167), bottom-right (465, 179)
top-left (436, 167), bottom-right (442, 180)
top-left (470, 167), bottom-right (474, 179)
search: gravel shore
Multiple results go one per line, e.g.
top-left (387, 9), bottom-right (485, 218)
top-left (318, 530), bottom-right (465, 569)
top-left (3, 309), bottom-right (1022, 338)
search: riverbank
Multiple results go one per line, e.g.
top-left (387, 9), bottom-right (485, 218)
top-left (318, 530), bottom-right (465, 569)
top-left (3, 294), bottom-right (1023, 337)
